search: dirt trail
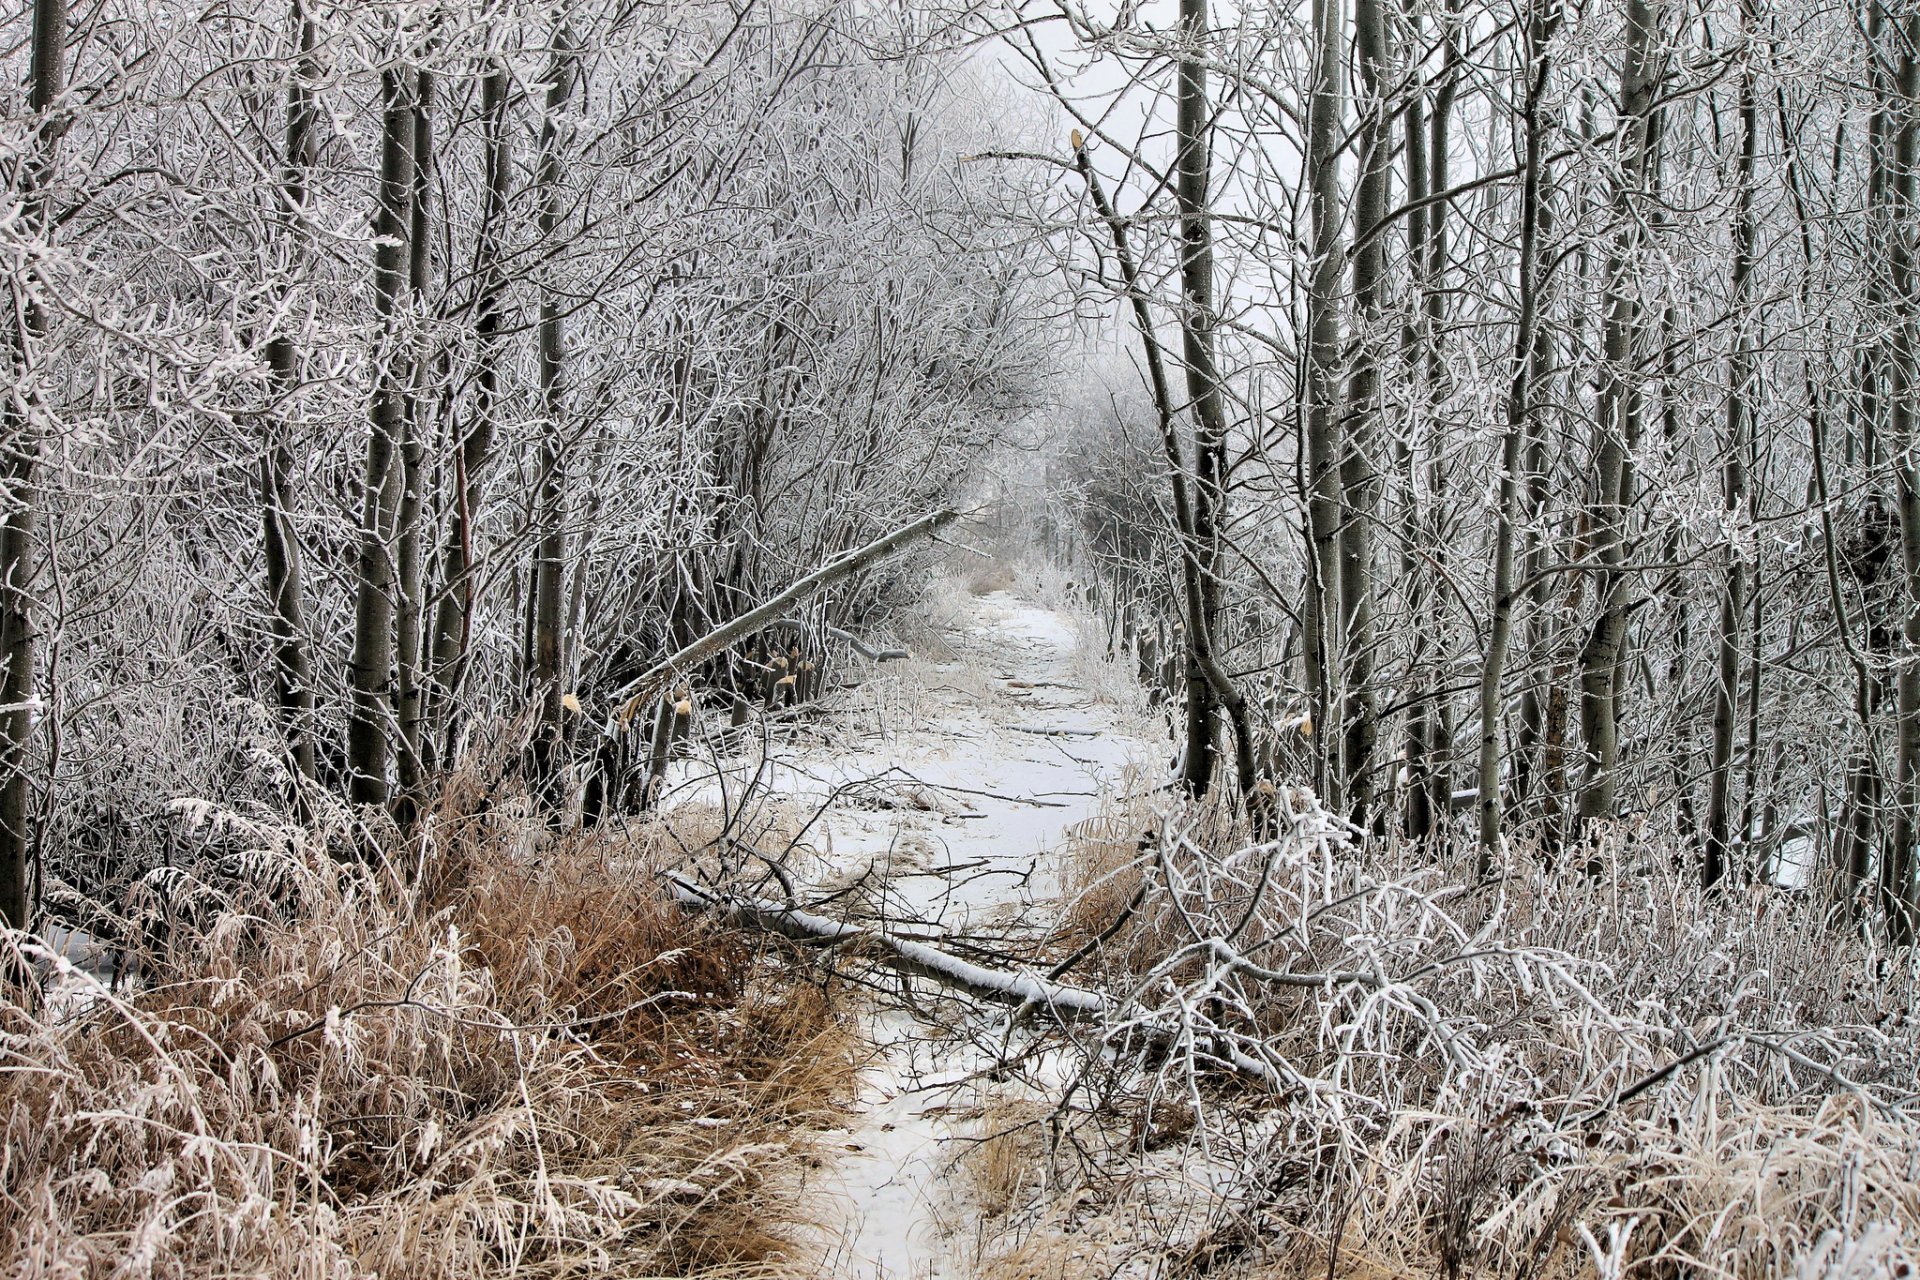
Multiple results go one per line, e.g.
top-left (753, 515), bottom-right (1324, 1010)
top-left (785, 589), bottom-right (1152, 1277)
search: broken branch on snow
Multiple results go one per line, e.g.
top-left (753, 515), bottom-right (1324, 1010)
top-left (662, 871), bottom-right (1108, 1017)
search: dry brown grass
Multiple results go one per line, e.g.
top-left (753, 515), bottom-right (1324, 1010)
top-left (1, 802), bottom-right (856, 1279)
top-left (1053, 786), bottom-right (1251, 980)
top-left (970, 1098), bottom-right (1054, 1218)
top-left (976, 1228), bottom-right (1113, 1280)
top-left (1054, 805), bottom-right (1151, 962)
top-left (967, 563), bottom-right (1018, 596)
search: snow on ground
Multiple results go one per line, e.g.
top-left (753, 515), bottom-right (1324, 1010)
top-left (671, 587), bottom-right (1155, 1277)
top-left (805, 590), bottom-right (1152, 1278)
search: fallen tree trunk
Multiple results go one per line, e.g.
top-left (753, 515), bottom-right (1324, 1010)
top-left (663, 871), bottom-right (1292, 1088)
top-left (613, 509), bottom-right (958, 726)
top-left (662, 871), bottom-right (1108, 1015)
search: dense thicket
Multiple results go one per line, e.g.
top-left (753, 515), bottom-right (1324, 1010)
top-left (1012, 0), bottom-right (1920, 943)
top-left (0, 0), bottom-right (1046, 921)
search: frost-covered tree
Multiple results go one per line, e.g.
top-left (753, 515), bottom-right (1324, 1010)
top-left (0, 0), bottom-right (1046, 919)
top-left (1006, 0), bottom-right (1920, 941)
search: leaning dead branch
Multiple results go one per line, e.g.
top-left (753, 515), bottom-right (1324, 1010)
top-left (612, 510), bottom-right (962, 727)
top-left (765, 617), bottom-right (911, 663)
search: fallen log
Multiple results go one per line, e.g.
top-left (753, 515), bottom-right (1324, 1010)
top-left (662, 871), bottom-right (1291, 1089)
top-left (662, 871), bottom-right (1107, 1017)
top-left (612, 509), bottom-right (958, 726)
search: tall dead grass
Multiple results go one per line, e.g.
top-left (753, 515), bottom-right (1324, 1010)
top-left (1, 802), bottom-right (855, 1278)
top-left (1015, 792), bottom-right (1920, 1279)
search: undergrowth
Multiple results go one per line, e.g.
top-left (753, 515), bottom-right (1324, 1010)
top-left (0, 790), bottom-right (855, 1279)
top-left (988, 792), bottom-right (1920, 1280)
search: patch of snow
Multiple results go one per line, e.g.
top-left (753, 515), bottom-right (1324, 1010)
top-left (719, 587), bottom-right (1155, 1276)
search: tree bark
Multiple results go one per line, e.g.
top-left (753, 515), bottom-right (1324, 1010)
top-left (1172, 0), bottom-right (1237, 799)
top-left (1575, 0), bottom-right (1660, 831)
top-left (1705, 5), bottom-right (1758, 891)
top-left (1774, 80), bottom-right (1881, 907)
top-left (1069, 137), bottom-right (1257, 808)
top-left (259, 0), bottom-right (318, 790)
top-left (528, 34), bottom-right (577, 810)
top-left (1303, 0), bottom-right (1348, 808)
top-left (0, 0), bottom-right (66, 929)
top-left (428, 65), bottom-right (512, 765)
top-left (1882, 11), bottom-right (1920, 943)
top-left (1403, 0), bottom-right (1461, 840)
top-left (1477, 1), bottom-right (1556, 867)
top-left (393, 69), bottom-right (433, 818)
top-left (1341, 0), bottom-right (1392, 827)
top-left (346, 66), bottom-right (416, 812)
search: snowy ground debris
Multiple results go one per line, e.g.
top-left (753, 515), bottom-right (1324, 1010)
top-left (807, 590), bottom-right (1149, 1278)
top-left (671, 587), bottom-right (1154, 1277)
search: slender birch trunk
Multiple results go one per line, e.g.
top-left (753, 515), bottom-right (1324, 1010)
top-left (1576, 0), bottom-right (1660, 829)
top-left (528, 33), bottom-right (577, 809)
top-left (1304, 0), bottom-right (1348, 807)
top-left (1882, 11), bottom-right (1920, 942)
top-left (1404, 0), bottom-right (1462, 839)
top-left (1706, 5), bottom-right (1758, 890)
top-left (1477, 1), bottom-right (1556, 866)
top-left (261, 0), bottom-right (318, 789)
top-left (393, 69), bottom-right (433, 818)
top-left (428, 66), bottom-right (512, 764)
top-left (1173, 0), bottom-right (1242, 798)
top-left (1342, 0), bottom-right (1391, 826)
top-left (1071, 135), bottom-right (1257, 808)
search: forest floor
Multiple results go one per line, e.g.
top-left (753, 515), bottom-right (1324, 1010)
top-left (20, 574), bottom-right (1917, 1279)
top-left (667, 579), bottom-right (1156, 1277)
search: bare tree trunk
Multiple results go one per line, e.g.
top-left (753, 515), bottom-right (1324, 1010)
top-left (1477, 1), bottom-right (1555, 867)
top-left (1706, 6), bottom-right (1758, 891)
top-left (1399, 43), bottom-right (1434, 840)
top-left (0, 0), bottom-right (65, 928)
top-left (259, 444), bottom-right (315, 781)
top-left (1172, 0), bottom-right (1243, 800)
top-left (1576, 0), bottom-right (1660, 830)
top-left (528, 32), bottom-right (577, 809)
top-left (428, 66), bottom-right (512, 764)
top-left (1882, 11), bottom-right (1920, 943)
top-left (1776, 82), bottom-right (1882, 908)
top-left (346, 66), bottom-right (416, 811)
top-left (393, 69), bottom-right (434, 819)
top-left (1070, 136), bottom-right (1257, 808)
top-left (1341, 0), bottom-right (1390, 826)
top-left (1303, 0), bottom-right (1347, 808)
top-left (1537, 513), bottom-right (1588, 843)
top-left (1511, 237), bottom-right (1560, 827)
top-left (260, 0), bottom-right (318, 788)
top-left (1403, 0), bottom-right (1461, 840)
top-left (1840, 13), bottom-right (1895, 909)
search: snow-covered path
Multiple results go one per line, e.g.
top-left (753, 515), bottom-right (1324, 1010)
top-left (791, 590), bottom-right (1152, 1278)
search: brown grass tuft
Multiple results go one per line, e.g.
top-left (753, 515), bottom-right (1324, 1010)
top-left (970, 1098), bottom-right (1053, 1218)
top-left (967, 563), bottom-right (1018, 596)
top-left (1, 810), bottom-right (856, 1279)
